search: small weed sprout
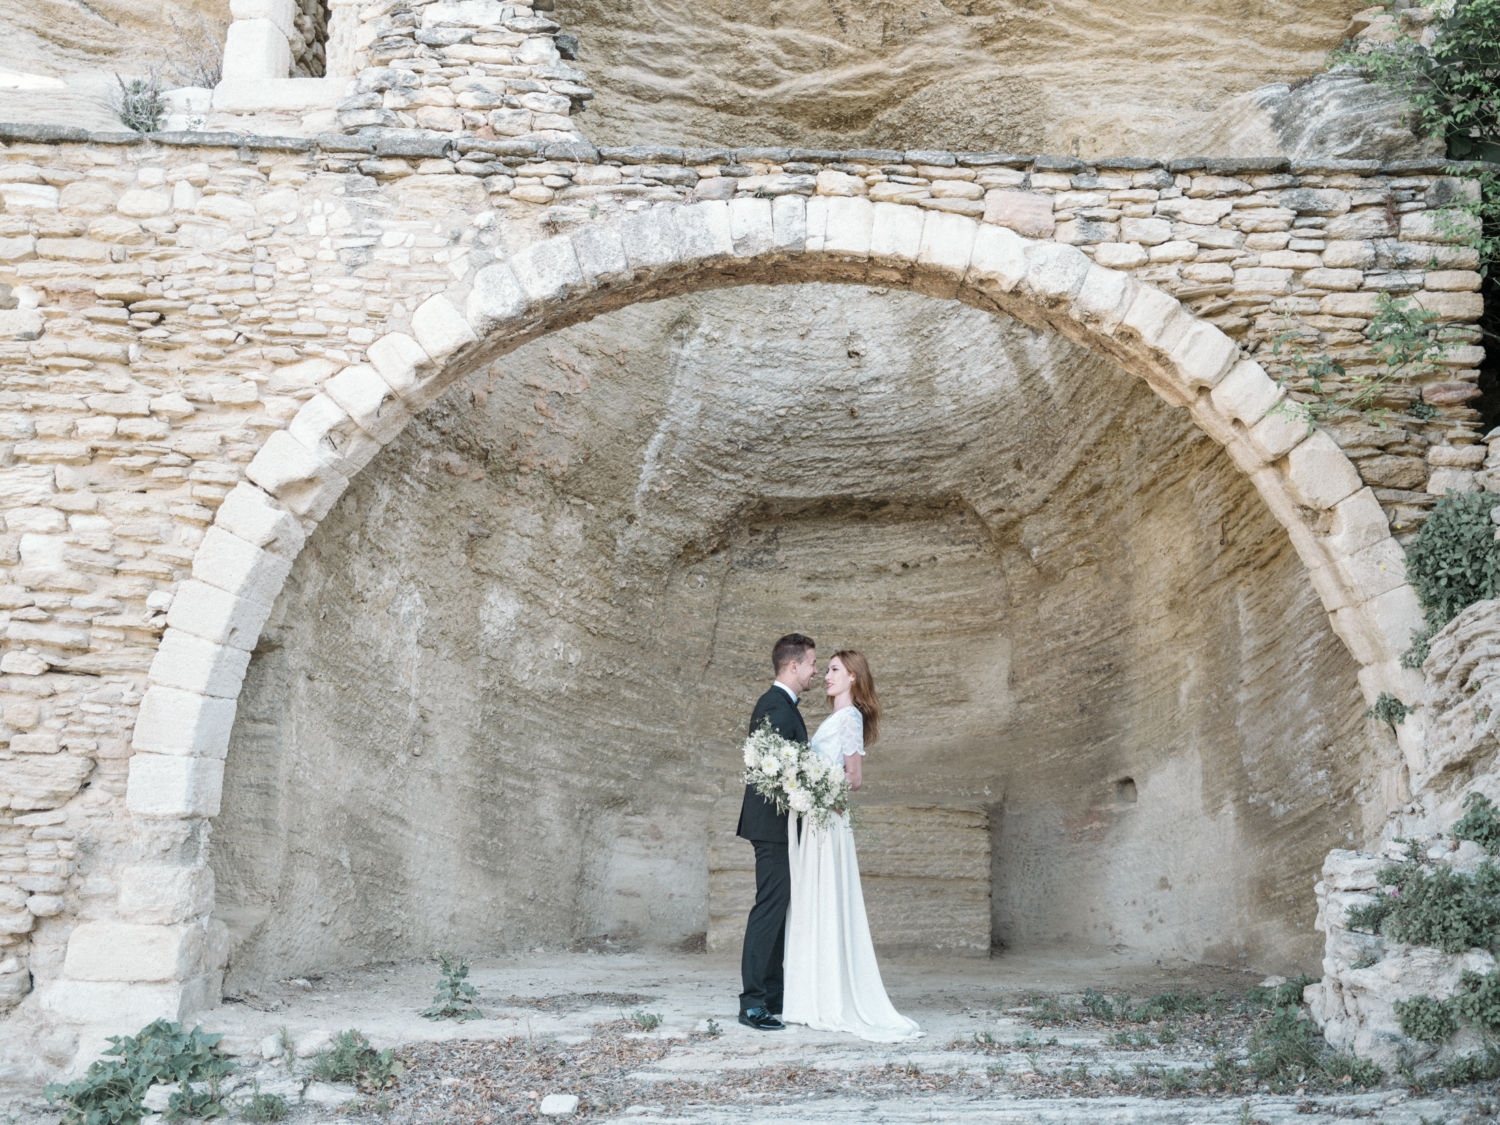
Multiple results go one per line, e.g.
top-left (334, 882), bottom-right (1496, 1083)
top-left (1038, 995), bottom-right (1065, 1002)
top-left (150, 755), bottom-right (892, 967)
top-left (234, 1083), bottom-right (290, 1123)
top-left (704, 1019), bottom-right (721, 1037)
top-left (109, 70), bottom-right (167, 133)
top-left (306, 1031), bottom-right (404, 1091)
top-left (420, 952), bottom-right (483, 1022)
top-left (631, 1010), bottom-right (663, 1032)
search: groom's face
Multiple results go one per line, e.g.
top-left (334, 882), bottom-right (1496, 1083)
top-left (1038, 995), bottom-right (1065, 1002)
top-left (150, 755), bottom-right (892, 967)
top-left (790, 649), bottom-right (817, 694)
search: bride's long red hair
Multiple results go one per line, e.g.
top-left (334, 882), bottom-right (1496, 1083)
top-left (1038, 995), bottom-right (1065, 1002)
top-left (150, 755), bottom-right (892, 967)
top-left (831, 649), bottom-right (880, 745)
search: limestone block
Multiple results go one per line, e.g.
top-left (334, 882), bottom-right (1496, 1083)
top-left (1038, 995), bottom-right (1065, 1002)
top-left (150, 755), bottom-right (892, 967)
top-left (1362, 584), bottom-right (1425, 663)
top-left (1023, 241), bottom-right (1090, 306)
top-left (822, 196), bottom-right (875, 261)
top-left (1169, 321), bottom-right (1238, 389)
top-left (917, 211), bottom-right (977, 279)
top-left (1414, 290), bottom-right (1485, 322)
top-left (867, 202), bottom-right (923, 265)
top-left (64, 922), bottom-right (203, 982)
top-left (132, 686), bottom-right (239, 759)
top-left (213, 484), bottom-right (305, 560)
top-left (510, 236), bottom-right (588, 305)
top-left (148, 629), bottom-right (253, 699)
top-left (411, 295), bottom-right (477, 364)
top-left (0, 310), bottom-right (42, 340)
top-left (166, 580), bottom-right (273, 652)
top-left (1211, 360), bottom-right (1281, 426)
top-left (1333, 536), bottom-right (1408, 601)
top-left (568, 225), bottom-right (630, 291)
top-left (38, 979), bottom-right (204, 1026)
top-left (324, 365), bottom-right (411, 444)
top-left (1121, 284), bottom-right (1188, 352)
top-left (1070, 263), bottom-right (1134, 330)
top-left (675, 202), bottom-right (734, 265)
top-left (422, 0), bottom-right (508, 28)
top-left (0, 754), bottom-right (91, 809)
top-left (805, 195), bottom-right (828, 252)
top-left (1401, 209), bottom-right (1479, 244)
top-left (1284, 430), bottom-right (1362, 510)
top-left (1248, 409), bottom-right (1308, 460)
top-left (1121, 216), bottom-right (1173, 245)
top-left (962, 223), bottom-right (1027, 295)
top-left (192, 525), bottom-right (295, 605)
top-left (725, 197), bottom-right (772, 258)
top-left (1324, 240), bottom-right (1376, 270)
top-left (1324, 488), bottom-right (1391, 563)
top-left (618, 208), bottom-right (683, 274)
top-left (223, 19), bottom-right (293, 81)
top-left (1323, 849), bottom-right (1384, 891)
top-left (0, 908), bottom-right (32, 935)
top-left (119, 864), bottom-right (215, 925)
top-left (772, 194), bottom-right (807, 252)
top-left (289, 394), bottom-right (382, 479)
top-left (230, 0), bottom-right (297, 37)
top-left (1094, 242), bottom-right (1148, 268)
top-left (126, 754), bottom-right (225, 819)
top-left (247, 429), bottom-right (326, 496)
top-left (983, 191), bottom-right (1054, 237)
top-left (368, 332), bottom-right (434, 397)
top-left (1304, 268), bottom-right (1363, 291)
top-left (1427, 467), bottom-right (1478, 494)
top-left (464, 266), bottom-right (529, 340)
top-left (117, 190), bottom-right (170, 219)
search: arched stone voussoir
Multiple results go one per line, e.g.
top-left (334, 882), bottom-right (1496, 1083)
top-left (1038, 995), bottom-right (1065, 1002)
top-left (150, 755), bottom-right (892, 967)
top-left (197, 201), bottom-right (1420, 779)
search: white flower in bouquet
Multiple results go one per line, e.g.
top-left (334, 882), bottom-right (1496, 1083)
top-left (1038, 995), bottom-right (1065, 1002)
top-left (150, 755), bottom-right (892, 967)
top-left (744, 743), bottom-right (759, 767)
top-left (760, 754), bottom-right (780, 775)
top-left (789, 790), bottom-right (813, 814)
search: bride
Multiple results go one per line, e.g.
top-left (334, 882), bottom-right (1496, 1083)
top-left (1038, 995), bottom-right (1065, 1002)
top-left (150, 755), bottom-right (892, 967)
top-left (782, 650), bottom-right (923, 1042)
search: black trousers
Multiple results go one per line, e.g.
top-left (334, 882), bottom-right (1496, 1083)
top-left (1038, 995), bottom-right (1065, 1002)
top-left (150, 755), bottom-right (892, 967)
top-left (738, 839), bottom-right (790, 1013)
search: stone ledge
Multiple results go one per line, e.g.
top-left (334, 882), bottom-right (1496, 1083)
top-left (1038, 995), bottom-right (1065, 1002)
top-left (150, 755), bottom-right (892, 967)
top-left (1, 122), bottom-right (1496, 181)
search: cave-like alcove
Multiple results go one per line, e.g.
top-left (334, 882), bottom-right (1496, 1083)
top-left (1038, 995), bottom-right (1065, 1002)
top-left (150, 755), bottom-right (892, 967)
top-left (210, 283), bottom-right (1375, 990)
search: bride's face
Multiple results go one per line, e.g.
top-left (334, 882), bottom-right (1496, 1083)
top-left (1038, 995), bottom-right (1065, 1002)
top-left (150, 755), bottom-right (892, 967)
top-left (825, 657), bottom-right (854, 700)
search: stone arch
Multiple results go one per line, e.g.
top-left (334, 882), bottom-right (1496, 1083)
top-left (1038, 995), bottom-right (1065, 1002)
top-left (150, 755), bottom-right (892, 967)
top-left (59, 197), bottom-right (1423, 1023)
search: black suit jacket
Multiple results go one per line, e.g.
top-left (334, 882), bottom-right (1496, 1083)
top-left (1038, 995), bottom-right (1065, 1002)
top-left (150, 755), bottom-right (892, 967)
top-left (736, 685), bottom-right (808, 842)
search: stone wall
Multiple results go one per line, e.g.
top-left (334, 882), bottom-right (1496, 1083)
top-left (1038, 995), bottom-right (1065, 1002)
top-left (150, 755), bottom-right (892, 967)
top-left (0, 114), bottom-right (1478, 1056)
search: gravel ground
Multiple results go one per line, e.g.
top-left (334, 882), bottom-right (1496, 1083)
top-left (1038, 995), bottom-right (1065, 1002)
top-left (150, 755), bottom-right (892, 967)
top-left (7, 949), bottom-right (1500, 1125)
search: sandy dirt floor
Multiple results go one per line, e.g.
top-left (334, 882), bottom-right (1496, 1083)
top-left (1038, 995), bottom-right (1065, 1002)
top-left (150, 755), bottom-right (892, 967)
top-left (10, 948), bottom-right (1500, 1124)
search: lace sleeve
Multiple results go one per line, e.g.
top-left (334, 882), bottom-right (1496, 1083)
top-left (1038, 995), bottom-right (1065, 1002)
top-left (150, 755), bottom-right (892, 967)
top-left (839, 708), bottom-right (866, 758)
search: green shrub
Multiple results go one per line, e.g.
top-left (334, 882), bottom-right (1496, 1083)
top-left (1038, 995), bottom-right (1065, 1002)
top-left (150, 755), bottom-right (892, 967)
top-left (233, 1085), bottom-right (289, 1124)
top-left (420, 952), bottom-right (482, 1021)
top-left (1366, 692), bottom-right (1411, 729)
top-left (1416, 1044), bottom-right (1500, 1090)
top-left (1453, 967), bottom-right (1500, 1031)
top-left (1348, 859), bottom-right (1500, 953)
top-left (306, 1031), bottom-right (404, 1091)
top-left (1395, 994), bottom-right (1459, 1042)
top-left (1454, 792), bottom-right (1500, 855)
top-left (109, 72), bottom-right (166, 134)
top-left (1249, 1007), bottom-right (1323, 1092)
top-left (1405, 491), bottom-right (1500, 637)
top-left (1243, 978), bottom-right (1318, 1010)
top-left (44, 1022), bottom-right (234, 1125)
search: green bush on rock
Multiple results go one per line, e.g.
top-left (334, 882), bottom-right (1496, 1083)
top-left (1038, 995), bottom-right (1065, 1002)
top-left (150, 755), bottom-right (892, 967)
top-left (1402, 492), bottom-right (1500, 667)
top-left (44, 1021), bottom-right (234, 1125)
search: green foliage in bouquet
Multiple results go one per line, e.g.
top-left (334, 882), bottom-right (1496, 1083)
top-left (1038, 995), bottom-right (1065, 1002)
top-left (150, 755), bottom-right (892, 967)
top-left (741, 719), bottom-right (857, 830)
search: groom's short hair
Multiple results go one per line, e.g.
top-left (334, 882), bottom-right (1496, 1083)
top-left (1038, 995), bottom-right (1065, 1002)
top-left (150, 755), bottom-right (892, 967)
top-left (772, 633), bottom-right (815, 673)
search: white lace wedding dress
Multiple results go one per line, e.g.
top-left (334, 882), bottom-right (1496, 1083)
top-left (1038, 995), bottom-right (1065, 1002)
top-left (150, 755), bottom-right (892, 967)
top-left (782, 705), bottom-right (923, 1042)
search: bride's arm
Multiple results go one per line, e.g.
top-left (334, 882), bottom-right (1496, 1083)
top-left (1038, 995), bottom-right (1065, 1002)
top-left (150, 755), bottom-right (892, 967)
top-left (841, 711), bottom-right (864, 791)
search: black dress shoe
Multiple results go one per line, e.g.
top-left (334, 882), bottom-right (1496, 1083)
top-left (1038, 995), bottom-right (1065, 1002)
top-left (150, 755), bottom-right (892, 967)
top-left (738, 1007), bottom-right (785, 1030)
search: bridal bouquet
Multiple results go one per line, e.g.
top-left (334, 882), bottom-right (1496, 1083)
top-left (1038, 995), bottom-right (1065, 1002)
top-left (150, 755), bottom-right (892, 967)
top-left (741, 720), bottom-right (853, 830)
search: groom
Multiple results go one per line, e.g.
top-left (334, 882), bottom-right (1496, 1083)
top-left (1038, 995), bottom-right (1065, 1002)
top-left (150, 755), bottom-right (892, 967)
top-left (736, 632), bottom-right (817, 1031)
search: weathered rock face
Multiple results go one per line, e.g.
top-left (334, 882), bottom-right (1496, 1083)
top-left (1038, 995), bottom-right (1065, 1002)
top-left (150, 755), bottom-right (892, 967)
top-left (559, 0), bottom-right (1389, 157)
top-left (1184, 72), bottom-right (1445, 164)
top-left (212, 284), bottom-right (1374, 988)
